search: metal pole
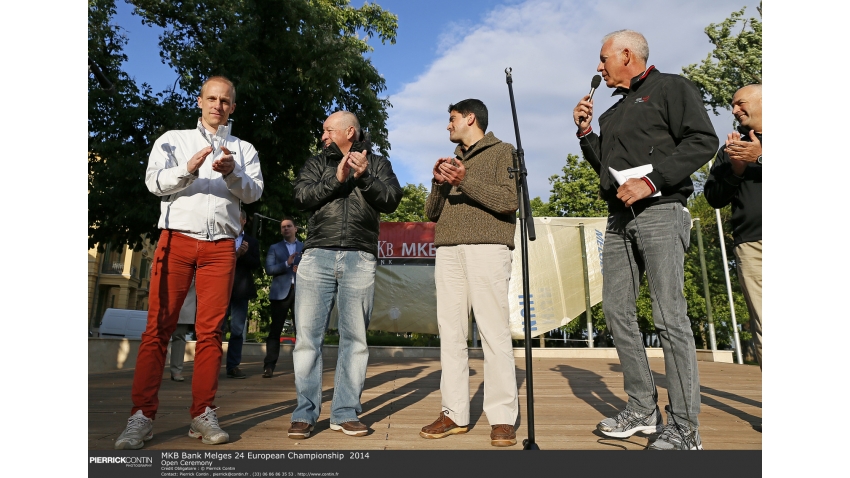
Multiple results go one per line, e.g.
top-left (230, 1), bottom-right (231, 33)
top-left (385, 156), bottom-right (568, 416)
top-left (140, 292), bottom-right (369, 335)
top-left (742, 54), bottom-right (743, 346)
top-left (694, 218), bottom-right (717, 351)
top-left (505, 67), bottom-right (539, 450)
top-left (706, 159), bottom-right (743, 364)
top-left (715, 209), bottom-right (744, 364)
top-left (578, 223), bottom-right (594, 348)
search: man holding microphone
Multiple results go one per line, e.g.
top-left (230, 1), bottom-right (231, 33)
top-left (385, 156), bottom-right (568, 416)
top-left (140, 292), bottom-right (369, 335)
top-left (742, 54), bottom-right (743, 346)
top-left (573, 30), bottom-right (717, 450)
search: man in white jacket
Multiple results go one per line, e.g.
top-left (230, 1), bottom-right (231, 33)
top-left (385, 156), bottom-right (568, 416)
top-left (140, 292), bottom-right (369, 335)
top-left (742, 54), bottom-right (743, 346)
top-left (115, 76), bottom-right (264, 450)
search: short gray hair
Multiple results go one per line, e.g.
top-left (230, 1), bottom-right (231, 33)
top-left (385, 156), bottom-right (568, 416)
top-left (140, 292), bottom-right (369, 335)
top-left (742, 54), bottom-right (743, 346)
top-left (335, 111), bottom-right (361, 141)
top-left (602, 30), bottom-right (649, 63)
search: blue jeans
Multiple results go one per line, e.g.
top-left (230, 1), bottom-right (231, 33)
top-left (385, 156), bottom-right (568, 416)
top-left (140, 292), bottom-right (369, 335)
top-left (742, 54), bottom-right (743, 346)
top-left (224, 298), bottom-right (249, 371)
top-left (602, 203), bottom-right (701, 427)
top-left (291, 248), bottom-right (376, 425)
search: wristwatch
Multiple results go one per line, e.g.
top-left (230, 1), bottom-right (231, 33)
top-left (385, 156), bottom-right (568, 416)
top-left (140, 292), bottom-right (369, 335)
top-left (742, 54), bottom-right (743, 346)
top-left (757, 155), bottom-right (762, 165)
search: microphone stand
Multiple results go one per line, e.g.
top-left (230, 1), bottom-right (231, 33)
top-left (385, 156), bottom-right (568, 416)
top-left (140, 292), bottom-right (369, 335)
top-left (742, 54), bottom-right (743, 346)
top-left (504, 67), bottom-right (539, 450)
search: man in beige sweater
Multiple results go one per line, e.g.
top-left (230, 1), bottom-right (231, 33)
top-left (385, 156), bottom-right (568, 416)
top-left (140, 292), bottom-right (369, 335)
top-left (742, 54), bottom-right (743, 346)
top-left (419, 99), bottom-right (520, 447)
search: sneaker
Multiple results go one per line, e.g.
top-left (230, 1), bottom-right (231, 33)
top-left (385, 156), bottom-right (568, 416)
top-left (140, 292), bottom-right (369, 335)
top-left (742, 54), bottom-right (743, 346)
top-left (490, 424), bottom-right (517, 447)
top-left (597, 407), bottom-right (663, 438)
top-left (227, 367), bottom-right (247, 379)
top-left (288, 422), bottom-right (314, 439)
top-left (330, 421), bottom-right (369, 437)
top-left (420, 411), bottom-right (469, 439)
top-left (262, 368), bottom-right (273, 378)
top-left (648, 422), bottom-right (703, 450)
top-left (171, 373), bottom-right (185, 382)
top-left (188, 407), bottom-right (229, 445)
top-left (114, 410), bottom-right (153, 450)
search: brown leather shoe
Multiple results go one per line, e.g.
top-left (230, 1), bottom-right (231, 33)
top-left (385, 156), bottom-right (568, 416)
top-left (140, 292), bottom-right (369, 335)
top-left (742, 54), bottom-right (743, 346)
top-left (330, 421), bottom-right (369, 437)
top-left (420, 412), bottom-right (469, 439)
top-left (287, 422), bottom-right (314, 439)
top-left (490, 424), bottom-right (517, 447)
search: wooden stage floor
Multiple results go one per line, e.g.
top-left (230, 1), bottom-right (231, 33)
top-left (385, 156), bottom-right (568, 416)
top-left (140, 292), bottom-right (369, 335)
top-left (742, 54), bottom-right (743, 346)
top-left (88, 356), bottom-right (761, 451)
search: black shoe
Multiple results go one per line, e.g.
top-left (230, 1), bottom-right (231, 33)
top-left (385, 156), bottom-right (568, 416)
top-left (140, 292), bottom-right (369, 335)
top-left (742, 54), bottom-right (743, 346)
top-left (226, 367), bottom-right (247, 379)
top-left (262, 368), bottom-right (273, 378)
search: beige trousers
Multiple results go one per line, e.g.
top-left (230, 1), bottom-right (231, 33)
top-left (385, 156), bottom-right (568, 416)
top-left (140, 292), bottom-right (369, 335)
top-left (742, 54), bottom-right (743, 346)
top-left (734, 241), bottom-right (762, 368)
top-left (435, 244), bottom-right (519, 426)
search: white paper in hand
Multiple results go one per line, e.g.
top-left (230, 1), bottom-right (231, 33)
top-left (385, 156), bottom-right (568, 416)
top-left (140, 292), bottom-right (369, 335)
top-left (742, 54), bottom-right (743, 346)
top-left (608, 165), bottom-right (661, 197)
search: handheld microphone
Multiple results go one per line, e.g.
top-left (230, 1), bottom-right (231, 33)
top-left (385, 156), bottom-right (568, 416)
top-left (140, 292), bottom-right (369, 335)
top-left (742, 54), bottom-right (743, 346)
top-left (588, 75), bottom-right (601, 100)
top-left (579, 75), bottom-right (602, 126)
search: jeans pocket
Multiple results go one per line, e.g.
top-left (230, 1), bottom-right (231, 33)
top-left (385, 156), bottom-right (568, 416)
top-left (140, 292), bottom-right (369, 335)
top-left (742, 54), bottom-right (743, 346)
top-left (357, 251), bottom-right (377, 272)
top-left (680, 207), bottom-right (692, 250)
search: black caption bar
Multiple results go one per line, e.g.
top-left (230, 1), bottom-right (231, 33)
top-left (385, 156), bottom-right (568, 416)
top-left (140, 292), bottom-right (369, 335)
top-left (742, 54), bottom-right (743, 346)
top-left (89, 450), bottom-right (761, 478)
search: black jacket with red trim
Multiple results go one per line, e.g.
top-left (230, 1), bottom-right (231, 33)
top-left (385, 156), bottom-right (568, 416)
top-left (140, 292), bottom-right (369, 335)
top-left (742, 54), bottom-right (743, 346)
top-left (579, 67), bottom-right (718, 213)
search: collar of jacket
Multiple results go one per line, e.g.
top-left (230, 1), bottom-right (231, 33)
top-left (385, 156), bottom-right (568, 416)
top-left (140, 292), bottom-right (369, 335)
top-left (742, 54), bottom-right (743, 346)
top-left (322, 139), bottom-right (372, 161)
top-left (453, 131), bottom-right (501, 159)
top-left (611, 65), bottom-right (657, 97)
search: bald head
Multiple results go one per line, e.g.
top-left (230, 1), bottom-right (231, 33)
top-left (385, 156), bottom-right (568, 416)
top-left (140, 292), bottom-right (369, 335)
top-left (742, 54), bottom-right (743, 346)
top-left (732, 84), bottom-right (762, 133)
top-left (331, 111), bottom-right (360, 140)
top-left (321, 111), bottom-right (361, 153)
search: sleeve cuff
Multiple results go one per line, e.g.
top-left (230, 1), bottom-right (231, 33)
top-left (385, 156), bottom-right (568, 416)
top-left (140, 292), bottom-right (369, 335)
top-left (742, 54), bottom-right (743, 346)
top-left (223, 164), bottom-right (242, 187)
top-left (640, 176), bottom-right (657, 194)
top-left (646, 171), bottom-right (664, 190)
top-left (355, 171), bottom-right (374, 189)
top-left (178, 163), bottom-right (197, 179)
top-left (577, 126), bottom-right (593, 138)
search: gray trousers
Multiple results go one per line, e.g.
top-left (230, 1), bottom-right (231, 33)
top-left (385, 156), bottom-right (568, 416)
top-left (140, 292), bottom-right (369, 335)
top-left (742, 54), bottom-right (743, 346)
top-left (435, 244), bottom-right (519, 427)
top-left (169, 324), bottom-right (191, 376)
top-left (735, 241), bottom-right (762, 368)
top-left (602, 203), bottom-right (701, 427)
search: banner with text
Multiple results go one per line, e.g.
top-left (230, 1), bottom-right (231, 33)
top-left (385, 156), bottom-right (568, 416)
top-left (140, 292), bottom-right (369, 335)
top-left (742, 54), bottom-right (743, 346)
top-left (330, 219), bottom-right (605, 338)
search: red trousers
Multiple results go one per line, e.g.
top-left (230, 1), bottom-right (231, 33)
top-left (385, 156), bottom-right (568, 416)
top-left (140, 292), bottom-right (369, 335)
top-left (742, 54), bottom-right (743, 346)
top-left (131, 230), bottom-right (235, 419)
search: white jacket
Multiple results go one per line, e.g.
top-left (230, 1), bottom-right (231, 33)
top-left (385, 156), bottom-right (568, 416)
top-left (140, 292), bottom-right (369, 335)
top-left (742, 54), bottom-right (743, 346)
top-left (145, 120), bottom-right (264, 241)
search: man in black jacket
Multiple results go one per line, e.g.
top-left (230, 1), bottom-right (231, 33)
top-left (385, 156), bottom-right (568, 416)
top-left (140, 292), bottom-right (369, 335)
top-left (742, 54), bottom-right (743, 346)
top-left (573, 30), bottom-right (718, 450)
top-left (287, 111), bottom-right (402, 439)
top-left (704, 84), bottom-right (762, 369)
top-left (223, 210), bottom-right (261, 379)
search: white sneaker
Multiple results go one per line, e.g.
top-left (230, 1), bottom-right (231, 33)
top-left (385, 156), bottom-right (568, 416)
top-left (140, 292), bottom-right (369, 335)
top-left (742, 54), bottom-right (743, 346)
top-left (114, 410), bottom-right (153, 450)
top-left (188, 407), bottom-right (229, 445)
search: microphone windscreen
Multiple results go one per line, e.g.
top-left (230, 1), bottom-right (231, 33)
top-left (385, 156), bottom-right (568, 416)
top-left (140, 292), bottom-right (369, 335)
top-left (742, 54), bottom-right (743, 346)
top-left (591, 75), bottom-right (602, 89)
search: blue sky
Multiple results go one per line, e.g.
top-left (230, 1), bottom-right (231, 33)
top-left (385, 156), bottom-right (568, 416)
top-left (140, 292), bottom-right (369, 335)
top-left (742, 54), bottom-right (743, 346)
top-left (112, 0), bottom-right (760, 200)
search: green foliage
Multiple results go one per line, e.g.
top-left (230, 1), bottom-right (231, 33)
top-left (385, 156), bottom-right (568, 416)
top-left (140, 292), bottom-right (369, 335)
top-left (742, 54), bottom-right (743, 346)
top-left (88, 0), bottom-right (195, 250)
top-left (89, 0), bottom-right (398, 248)
top-left (381, 183), bottom-right (429, 222)
top-left (248, 270), bottom-right (273, 333)
top-left (529, 196), bottom-right (557, 217)
top-left (542, 154), bottom-right (607, 218)
top-left (684, 170), bottom-right (752, 350)
top-left (681, 2), bottom-right (762, 115)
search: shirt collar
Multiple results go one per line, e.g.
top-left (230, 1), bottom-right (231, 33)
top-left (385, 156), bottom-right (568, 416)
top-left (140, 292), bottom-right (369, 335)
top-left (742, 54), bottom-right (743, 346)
top-left (612, 65), bottom-right (656, 97)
